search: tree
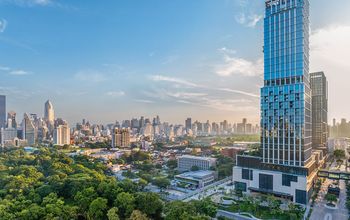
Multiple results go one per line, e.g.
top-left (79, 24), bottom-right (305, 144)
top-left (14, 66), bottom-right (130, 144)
top-left (115, 192), bottom-right (135, 218)
top-left (325, 193), bottom-right (338, 204)
top-left (74, 187), bottom-right (98, 213)
top-left (107, 207), bottom-right (120, 220)
top-left (88, 197), bottom-right (108, 220)
top-left (334, 149), bottom-right (345, 159)
top-left (135, 192), bottom-right (163, 219)
top-left (166, 160), bottom-right (178, 169)
top-left (164, 201), bottom-right (196, 220)
top-left (152, 177), bottom-right (170, 190)
top-left (128, 210), bottom-right (149, 220)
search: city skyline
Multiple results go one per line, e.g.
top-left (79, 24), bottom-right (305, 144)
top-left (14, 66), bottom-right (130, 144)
top-left (1, 0), bottom-right (350, 124)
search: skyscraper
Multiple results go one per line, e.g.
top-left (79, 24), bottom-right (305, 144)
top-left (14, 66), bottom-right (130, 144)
top-left (310, 72), bottom-right (328, 151)
top-left (54, 124), bottom-right (70, 146)
top-left (0, 95), bottom-right (6, 128)
top-left (185, 118), bottom-right (192, 131)
top-left (111, 128), bottom-right (130, 148)
top-left (23, 113), bottom-right (37, 145)
top-left (233, 0), bottom-right (315, 205)
top-left (7, 111), bottom-right (17, 129)
top-left (44, 100), bottom-right (55, 129)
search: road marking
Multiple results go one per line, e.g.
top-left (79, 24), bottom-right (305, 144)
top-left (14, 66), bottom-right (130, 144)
top-left (324, 213), bottom-right (332, 220)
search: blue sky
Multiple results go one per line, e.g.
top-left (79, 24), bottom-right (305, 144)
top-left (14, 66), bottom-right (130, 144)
top-left (1, 0), bottom-right (350, 125)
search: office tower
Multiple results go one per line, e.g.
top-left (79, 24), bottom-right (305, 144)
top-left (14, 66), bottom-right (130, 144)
top-left (237, 118), bottom-right (247, 134)
top-left (0, 95), bottom-right (6, 128)
top-left (23, 113), bottom-right (37, 145)
top-left (185, 118), bottom-right (192, 130)
top-left (44, 100), bottom-right (55, 130)
top-left (111, 128), bottom-right (130, 148)
top-left (54, 124), bottom-right (70, 146)
top-left (139, 116), bottom-right (145, 128)
top-left (7, 111), bottom-right (17, 129)
top-left (131, 118), bottom-right (139, 129)
top-left (233, 0), bottom-right (314, 205)
top-left (310, 72), bottom-right (328, 151)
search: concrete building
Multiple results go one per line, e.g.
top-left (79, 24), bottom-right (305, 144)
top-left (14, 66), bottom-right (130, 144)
top-left (22, 113), bottom-right (37, 146)
top-left (175, 170), bottom-right (216, 188)
top-left (178, 155), bottom-right (217, 172)
top-left (44, 100), bottom-right (55, 131)
top-left (233, 0), bottom-right (316, 205)
top-left (54, 124), bottom-right (70, 146)
top-left (112, 128), bottom-right (130, 148)
top-left (185, 118), bottom-right (192, 131)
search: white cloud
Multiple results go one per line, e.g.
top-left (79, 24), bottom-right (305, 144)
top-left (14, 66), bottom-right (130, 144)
top-left (310, 25), bottom-right (350, 120)
top-left (9, 70), bottom-right (30, 75)
top-left (0, 66), bottom-right (10, 71)
top-left (74, 71), bottom-right (107, 83)
top-left (149, 75), bottom-right (201, 87)
top-left (0, 19), bottom-right (7, 33)
top-left (235, 13), bottom-right (262, 28)
top-left (106, 91), bottom-right (125, 97)
top-left (215, 48), bottom-right (263, 77)
top-left (134, 99), bottom-right (155, 104)
top-left (219, 88), bottom-right (259, 98)
top-left (1, 0), bottom-right (53, 6)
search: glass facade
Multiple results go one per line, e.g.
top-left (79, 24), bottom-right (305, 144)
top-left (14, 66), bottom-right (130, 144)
top-left (261, 0), bottom-right (311, 167)
top-left (310, 72), bottom-right (328, 150)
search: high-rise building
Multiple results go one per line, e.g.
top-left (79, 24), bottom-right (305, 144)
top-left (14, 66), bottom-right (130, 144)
top-left (111, 128), bottom-right (130, 148)
top-left (185, 118), bottom-right (192, 131)
top-left (310, 72), bottom-right (328, 151)
top-left (54, 124), bottom-right (70, 146)
top-left (23, 113), bottom-right (37, 145)
top-left (44, 100), bottom-right (55, 130)
top-left (0, 95), bottom-right (6, 128)
top-left (233, 0), bottom-right (315, 205)
top-left (7, 111), bottom-right (17, 129)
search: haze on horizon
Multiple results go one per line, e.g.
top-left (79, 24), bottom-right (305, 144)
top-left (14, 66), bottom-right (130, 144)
top-left (0, 0), bottom-right (350, 125)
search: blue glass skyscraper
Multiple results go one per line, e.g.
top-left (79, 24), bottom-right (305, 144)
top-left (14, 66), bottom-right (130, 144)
top-left (233, 0), bottom-right (316, 205)
top-left (262, 0), bottom-right (311, 167)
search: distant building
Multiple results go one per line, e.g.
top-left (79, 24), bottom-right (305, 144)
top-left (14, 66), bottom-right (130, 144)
top-left (112, 128), bottom-right (130, 148)
top-left (7, 111), bottom-right (17, 129)
top-left (236, 118), bottom-right (253, 134)
top-left (22, 113), bottom-right (37, 145)
top-left (44, 100), bottom-right (55, 131)
top-left (1, 127), bottom-right (17, 146)
top-left (185, 118), bottom-right (192, 131)
top-left (177, 155), bottom-right (217, 172)
top-left (0, 95), bottom-right (6, 128)
top-left (310, 72), bottom-right (328, 151)
top-left (54, 124), bottom-right (70, 146)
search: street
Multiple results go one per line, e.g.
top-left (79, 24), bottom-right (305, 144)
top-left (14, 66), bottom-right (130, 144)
top-left (310, 176), bottom-right (348, 220)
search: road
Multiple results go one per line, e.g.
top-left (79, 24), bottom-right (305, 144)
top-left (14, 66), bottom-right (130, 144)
top-left (310, 165), bottom-right (349, 220)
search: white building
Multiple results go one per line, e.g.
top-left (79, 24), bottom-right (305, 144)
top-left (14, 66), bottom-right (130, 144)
top-left (54, 124), bottom-right (70, 146)
top-left (177, 155), bottom-right (217, 172)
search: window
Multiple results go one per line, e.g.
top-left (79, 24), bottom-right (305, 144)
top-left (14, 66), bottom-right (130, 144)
top-left (259, 174), bottom-right (273, 191)
top-left (295, 189), bottom-right (307, 204)
top-left (242, 169), bottom-right (253, 180)
top-left (234, 182), bottom-right (247, 192)
top-left (282, 174), bottom-right (298, 186)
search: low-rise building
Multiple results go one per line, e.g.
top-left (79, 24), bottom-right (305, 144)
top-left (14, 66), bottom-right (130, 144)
top-left (177, 155), bottom-right (217, 172)
top-left (175, 170), bottom-right (216, 188)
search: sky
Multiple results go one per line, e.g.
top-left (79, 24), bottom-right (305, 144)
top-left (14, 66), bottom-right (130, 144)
top-left (0, 0), bottom-right (350, 125)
